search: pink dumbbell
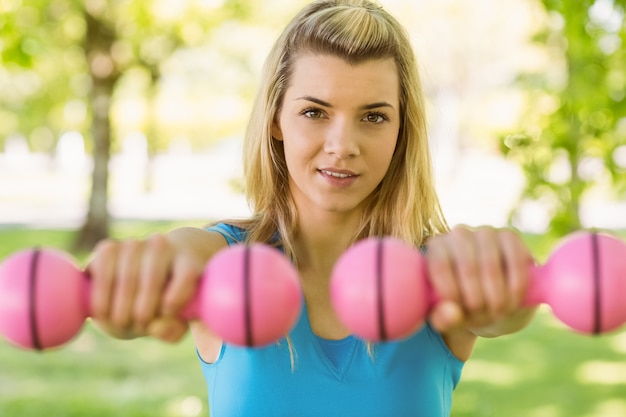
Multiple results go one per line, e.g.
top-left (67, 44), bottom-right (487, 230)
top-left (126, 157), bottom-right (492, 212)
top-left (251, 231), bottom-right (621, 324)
top-left (0, 244), bottom-right (302, 350)
top-left (330, 231), bottom-right (626, 342)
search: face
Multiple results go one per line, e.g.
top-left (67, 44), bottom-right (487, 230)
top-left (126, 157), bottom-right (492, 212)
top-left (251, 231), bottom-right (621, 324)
top-left (272, 54), bottom-right (401, 218)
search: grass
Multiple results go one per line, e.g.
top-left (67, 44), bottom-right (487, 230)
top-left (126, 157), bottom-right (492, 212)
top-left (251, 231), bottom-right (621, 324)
top-left (1, 223), bottom-right (625, 416)
top-left (0, 328), bottom-right (206, 417)
top-left (452, 313), bottom-right (626, 417)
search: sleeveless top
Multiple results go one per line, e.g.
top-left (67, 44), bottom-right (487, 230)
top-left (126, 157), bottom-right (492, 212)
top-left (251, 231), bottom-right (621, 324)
top-left (198, 223), bottom-right (464, 417)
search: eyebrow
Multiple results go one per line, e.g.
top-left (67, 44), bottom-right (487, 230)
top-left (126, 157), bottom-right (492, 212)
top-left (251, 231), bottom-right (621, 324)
top-left (295, 95), bottom-right (395, 110)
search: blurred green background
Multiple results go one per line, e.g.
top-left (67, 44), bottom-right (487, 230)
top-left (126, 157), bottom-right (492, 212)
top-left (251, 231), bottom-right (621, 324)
top-left (1, 0), bottom-right (626, 416)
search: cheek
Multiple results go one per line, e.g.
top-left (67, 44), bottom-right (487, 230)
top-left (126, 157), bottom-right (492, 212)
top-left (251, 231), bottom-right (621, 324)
top-left (375, 136), bottom-right (399, 169)
top-left (282, 125), bottom-right (322, 160)
top-left (282, 138), bottom-right (311, 178)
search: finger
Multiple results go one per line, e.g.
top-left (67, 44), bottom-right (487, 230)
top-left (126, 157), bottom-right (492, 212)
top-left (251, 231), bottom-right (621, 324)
top-left (133, 234), bottom-right (172, 330)
top-left (425, 236), bottom-right (461, 303)
top-left (161, 252), bottom-right (204, 318)
top-left (448, 226), bottom-right (485, 313)
top-left (110, 240), bottom-right (143, 329)
top-left (498, 229), bottom-right (534, 307)
top-left (87, 239), bottom-right (118, 321)
top-left (474, 227), bottom-right (509, 317)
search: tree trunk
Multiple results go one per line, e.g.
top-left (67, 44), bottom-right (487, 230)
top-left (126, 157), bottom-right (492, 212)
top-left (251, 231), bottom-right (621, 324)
top-left (74, 79), bottom-right (113, 251)
top-left (74, 9), bottom-right (119, 252)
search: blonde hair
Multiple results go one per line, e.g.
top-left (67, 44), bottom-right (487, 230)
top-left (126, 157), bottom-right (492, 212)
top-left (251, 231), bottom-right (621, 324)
top-left (227, 0), bottom-right (448, 257)
top-left (214, 0), bottom-right (450, 366)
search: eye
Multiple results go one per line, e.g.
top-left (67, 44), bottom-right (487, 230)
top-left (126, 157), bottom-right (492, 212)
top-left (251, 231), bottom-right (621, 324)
top-left (301, 108), bottom-right (325, 119)
top-left (363, 112), bottom-right (388, 124)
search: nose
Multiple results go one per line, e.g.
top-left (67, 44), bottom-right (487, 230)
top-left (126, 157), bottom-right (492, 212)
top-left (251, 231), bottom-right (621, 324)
top-left (324, 118), bottom-right (360, 159)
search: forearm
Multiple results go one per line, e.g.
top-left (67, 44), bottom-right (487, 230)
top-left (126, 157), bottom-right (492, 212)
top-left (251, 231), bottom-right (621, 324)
top-left (166, 226), bottom-right (227, 262)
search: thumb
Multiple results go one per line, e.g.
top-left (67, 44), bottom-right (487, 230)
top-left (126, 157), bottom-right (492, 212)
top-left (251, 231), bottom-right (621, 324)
top-left (428, 300), bottom-right (465, 333)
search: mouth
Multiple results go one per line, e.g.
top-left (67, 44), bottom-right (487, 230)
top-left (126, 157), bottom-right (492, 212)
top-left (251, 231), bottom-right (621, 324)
top-left (317, 168), bottom-right (359, 187)
top-left (318, 169), bottom-right (357, 178)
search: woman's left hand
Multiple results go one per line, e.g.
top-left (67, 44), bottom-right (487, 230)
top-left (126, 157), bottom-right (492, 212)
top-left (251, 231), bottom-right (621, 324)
top-left (425, 225), bottom-right (536, 336)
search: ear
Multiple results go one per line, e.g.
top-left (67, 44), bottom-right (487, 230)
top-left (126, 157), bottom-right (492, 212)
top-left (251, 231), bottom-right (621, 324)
top-left (271, 118), bottom-right (283, 141)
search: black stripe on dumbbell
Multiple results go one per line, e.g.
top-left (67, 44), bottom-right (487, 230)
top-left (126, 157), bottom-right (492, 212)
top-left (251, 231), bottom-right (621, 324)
top-left (244, 246), bottom-right (253, 347)
top-left (591, 232), bottom-right (601, 335)
top-left (29, 248), bottom-right (43, 351)
top-left (376, 239), bottom-right (387, 341)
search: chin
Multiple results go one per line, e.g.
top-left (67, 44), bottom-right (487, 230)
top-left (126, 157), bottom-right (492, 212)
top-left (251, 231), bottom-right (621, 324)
top-left (320, 199), bottom-right (364, 214)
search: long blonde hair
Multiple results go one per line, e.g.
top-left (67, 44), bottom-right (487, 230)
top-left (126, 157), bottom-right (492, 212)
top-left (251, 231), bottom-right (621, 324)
top-left (229, 0), bottom-right (448, 258)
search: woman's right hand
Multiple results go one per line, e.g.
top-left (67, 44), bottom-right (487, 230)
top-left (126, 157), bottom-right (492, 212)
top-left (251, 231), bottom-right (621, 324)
top-left (86, 231), bottom-right (212, 343)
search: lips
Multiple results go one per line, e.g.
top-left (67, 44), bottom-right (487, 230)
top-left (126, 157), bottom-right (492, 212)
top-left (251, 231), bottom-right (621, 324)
top-left (318, 168), bottom-right (359, 187)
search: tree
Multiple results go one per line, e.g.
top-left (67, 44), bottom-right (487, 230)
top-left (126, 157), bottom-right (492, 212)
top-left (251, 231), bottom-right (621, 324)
top-left (1, 0), bottom-right (260, 251)
top-left (502, 0), bottom-right (626, 236)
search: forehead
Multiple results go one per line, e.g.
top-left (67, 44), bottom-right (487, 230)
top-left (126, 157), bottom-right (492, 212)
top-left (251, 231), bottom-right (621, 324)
top-left (285, 54), bottom-right (400, 106)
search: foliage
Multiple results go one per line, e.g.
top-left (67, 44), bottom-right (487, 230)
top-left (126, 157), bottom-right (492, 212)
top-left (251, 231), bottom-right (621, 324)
top-left (501, 0), bottom-right (626, 236)
top-left (0, 0), bottom-right (301, 153)
top-left (0, 0), bottom-right (266, 250)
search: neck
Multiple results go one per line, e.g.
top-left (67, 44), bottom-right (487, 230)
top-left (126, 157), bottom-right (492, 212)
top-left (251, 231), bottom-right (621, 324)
top-left (294, 210), bottom-right (362, 278)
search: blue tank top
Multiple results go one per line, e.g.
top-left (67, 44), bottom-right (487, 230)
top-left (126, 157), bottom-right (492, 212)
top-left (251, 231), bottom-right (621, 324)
top-left (200, 223), bottom-right (464, 417)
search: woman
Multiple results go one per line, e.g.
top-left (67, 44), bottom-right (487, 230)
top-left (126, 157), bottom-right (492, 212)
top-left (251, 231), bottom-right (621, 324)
top-left (88, 1), bottom-right (537, 415)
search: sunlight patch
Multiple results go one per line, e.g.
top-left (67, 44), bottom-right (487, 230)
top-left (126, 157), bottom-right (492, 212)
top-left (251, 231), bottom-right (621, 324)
top-left (528, 404), bottom-right (564, 417)
top-left (461, 359), bottom-right (521, 385)
top-left (71, 330), bottom-right (97, 353)
top-left (584, 399), bottom-right (626, 417)
top-left (609, 331), bottom-right (626, 354)
top-left (575, 361), bottom-right (626, 385)
top-left (168, 395), bottom-right (204, 417)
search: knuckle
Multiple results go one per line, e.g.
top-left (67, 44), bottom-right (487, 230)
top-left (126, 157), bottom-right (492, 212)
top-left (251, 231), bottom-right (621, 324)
top-left (120, 239), bottom-right (144, 255)
top-left (450, 224), bottom-right (472, 240)
top-left (500, 227), bottom-right (520, 240)
top-left (452, 224), bottom-right (470, 232)
top-left (146, 233), bottom-right (171, 252)
top-left (475, 226), bottom-right (497, 241)
top-left (94, 239), bottom-right (119, 258)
